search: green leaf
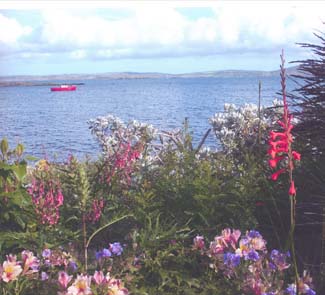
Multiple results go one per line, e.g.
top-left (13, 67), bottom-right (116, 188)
top-left (11, 163), bottom-right (27, 182)
top-left (15, 143), bottom-right (24, 157)
top-left (1, 138), bottom-right (8, 157)
top-left (25, 155), bottom-right (38, 161)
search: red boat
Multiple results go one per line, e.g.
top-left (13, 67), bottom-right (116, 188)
top-left (50, 85), bottom-right (77, 91)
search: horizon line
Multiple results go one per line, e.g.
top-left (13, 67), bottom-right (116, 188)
top-left (0, 66), bottom-right (297, 78)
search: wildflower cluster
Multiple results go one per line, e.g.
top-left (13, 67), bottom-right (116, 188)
top-left (27, 160), bottom-right (64, 225)
top-left (193, 229), bottom-right (316, 295)
top-left (1, 251), bottom-right (39, 283)
top-left (0, 248), bottom-right (129, 295)
top-left (57, 272), bottom-right (128, 295)
top-left (41, 248), bottom-right (78, 272)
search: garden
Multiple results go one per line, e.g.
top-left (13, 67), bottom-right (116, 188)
top-left (1, 34), bottom-right (325, 295)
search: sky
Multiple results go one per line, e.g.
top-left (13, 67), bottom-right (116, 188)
top-left (0, 0), bottom-right (324, 76)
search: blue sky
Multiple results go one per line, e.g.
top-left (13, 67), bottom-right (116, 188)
top-left (0, 1), bottom-right (324, 76)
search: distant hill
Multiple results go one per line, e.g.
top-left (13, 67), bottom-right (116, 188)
top-left (0, 66), bottom-right (299, 86)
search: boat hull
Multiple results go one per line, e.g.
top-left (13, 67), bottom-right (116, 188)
top-left (51, 86), bottom-right (77, 91)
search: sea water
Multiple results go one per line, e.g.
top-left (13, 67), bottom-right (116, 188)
top-left (0, 77), bottom-right (294, 160)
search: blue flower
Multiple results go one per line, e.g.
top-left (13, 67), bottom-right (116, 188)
top-left (306, 288), bottom-right (316, 295)
top-left (95, 251), bottom-right (103, 260)
top-left (110, 242), bottom-right (123, 256)
top-left (247, 230), bottom-right (262, 239)
top-left (247, 249), bottom-right (260, 261)
top-left (286, 284), bottom-right (296, 295)
top-left (223, 252), bottom-right (241, 267)
top-left (102, 248), bottom-right (112, 258)
top-left (270, 249), bottom-right (279, 260)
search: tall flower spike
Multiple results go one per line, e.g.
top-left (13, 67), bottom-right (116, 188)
top-left (268, 50), bottom-right (301, 197)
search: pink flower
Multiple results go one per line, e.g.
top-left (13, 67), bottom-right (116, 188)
top-left (193, 235), bottom-right (205, 250)
top-left (21, 250), bottom-right (39, 274)
top-left (2, 256), bottom-right (22, 283)
top-left (221, 228), bottom-right (241, 249)
top-left (209, 238), bottom-right (225, 256)
top-left (106, 277), bottom-right (129, 295)
top-left (67, 274), bottom-right (92, 295)
top-left (27, 178), bottom-right (64, 225)
top-left (58, 271), bottom-right (72, 289)
top-left (93, 270), bottom-right (105, 285)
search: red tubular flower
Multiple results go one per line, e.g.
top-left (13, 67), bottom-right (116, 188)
top-left (269, 156), bottom-right (284, 168)
top-left (268, 51), bottom-right (301, 201)
top-left (289, 181), bottom-right (296, 196)
top-left (269, 131), bottom-right (287, 141)
top-left (268, 146), bottom-right (289, 159)
top-left (268, 140), bottom-right (288, 150)
top-left (271, 169), bottom-right (286, 181)
top-left (292, 151), bottom-right (301, 161)
top-left (267, 148), bottom-right (277, 159)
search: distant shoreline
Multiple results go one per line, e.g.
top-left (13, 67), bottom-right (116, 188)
top-left (0, 67), bottom-right (299, 86)
top-left (0, 82), bottom-right (85, 87)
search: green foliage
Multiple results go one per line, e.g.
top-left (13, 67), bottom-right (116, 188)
top-left (0, 139), bottom-right (37, 252)
top-left (0, 116), bottom-right (273, 293)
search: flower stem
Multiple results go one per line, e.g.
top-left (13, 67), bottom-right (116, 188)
top-left (82, 213), bottom-right (88, 272)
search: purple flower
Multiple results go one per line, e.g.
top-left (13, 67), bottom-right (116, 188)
top-left (102, 248), bottom-right (112, 258)
top-left (110, 242), bottom-right (123, 256)
top-left (286, 284), bottom-right (296, 295)
top-left (247, 230), bottom-right (262, 239)
top-left (306, 289), bottom-right (316, 295)
top-left (223, 252), bottom-right (241, 267)
top-left (270, 249), bottom-right (290, 270)
top-left (246, 249), bottom-right (260, 261)
top-left (41, 272), bottom-right (49, 281)
top-left (95, 248), bottom-right (112, 260)
top-left (95, 251), bottom-right (103, 260)
top-left (68, 260), bottom-right (78, 271)
top-left (42, 249), bottom-right (51, 259)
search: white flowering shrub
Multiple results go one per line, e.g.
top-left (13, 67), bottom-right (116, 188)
top-left (88, 114), bottom-right (157, 157)
top-left (88, 114), bottom-right (194, 170)
top-left (209, 101), bottom-right (283, 153)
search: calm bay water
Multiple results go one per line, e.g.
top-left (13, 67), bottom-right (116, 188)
top-left (0, 77), bottom-right (292, 160)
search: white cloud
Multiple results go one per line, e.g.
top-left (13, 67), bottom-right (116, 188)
top-left (1, 2), bottom-right (325, 60)
top-left (0, 13), bottom-right (32, 44)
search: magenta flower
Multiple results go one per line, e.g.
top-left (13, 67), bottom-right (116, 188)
top-left (27, 178), bottom-right (64, 225)
top-left (193, 235), bottom-right (205, 250)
